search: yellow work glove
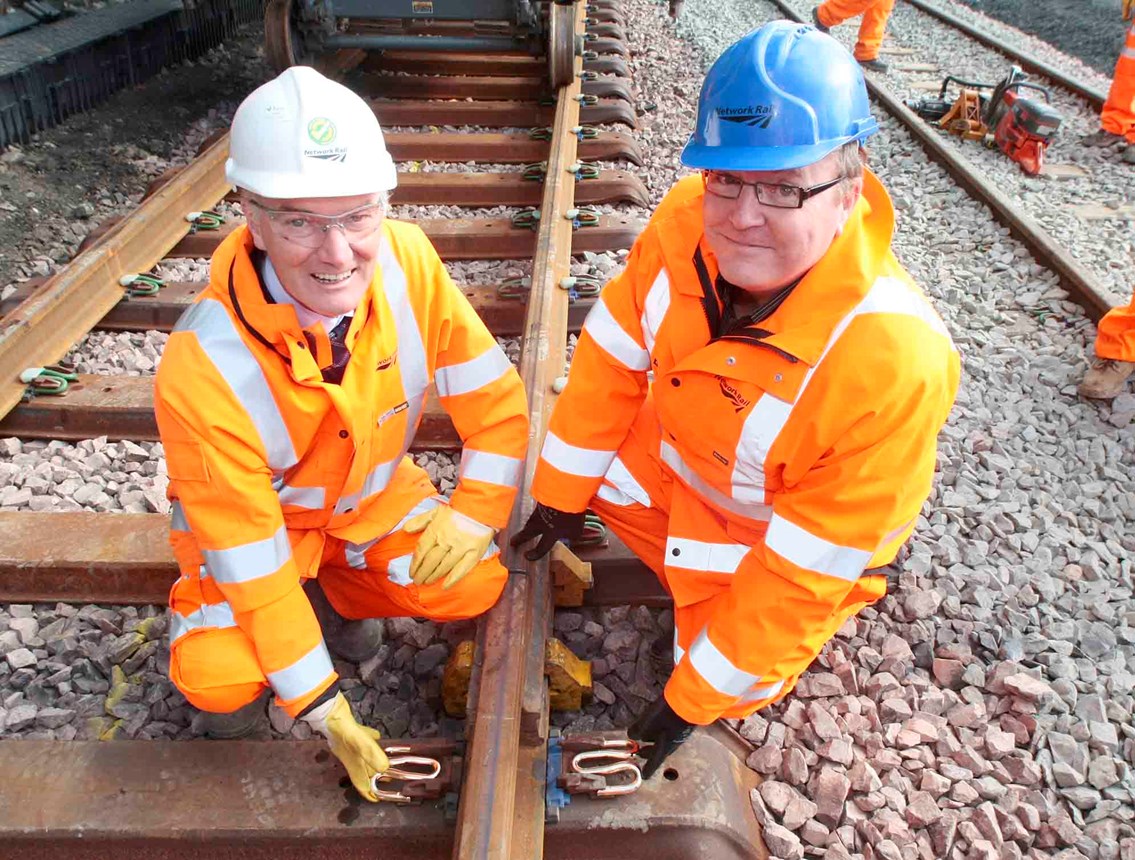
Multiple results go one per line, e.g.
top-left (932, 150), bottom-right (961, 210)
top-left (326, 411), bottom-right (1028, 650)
top-left (403, 505), bottom-right (495, 589)
top-left (303, 692), bottom-right (390, 802)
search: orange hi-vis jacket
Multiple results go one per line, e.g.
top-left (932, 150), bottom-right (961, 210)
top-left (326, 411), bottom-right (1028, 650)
top-left (155, 222), bottom-right (528, 717)
top-left (531, 170), bottom-right (960, 723)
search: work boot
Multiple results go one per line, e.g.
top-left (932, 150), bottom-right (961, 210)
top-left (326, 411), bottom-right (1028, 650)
top-left (1078, 358), bottom-right (1135, 400)
top-left (858, 57), bottom-right (889, 73)
top-left (1080, 129), bottom-right (1123, 148)
top-left (811, 6), bottom-right (830, 32)
top-left (194, 694), bottom-right (269, 740)
top-left (303, 578), bottom-right (385, 663)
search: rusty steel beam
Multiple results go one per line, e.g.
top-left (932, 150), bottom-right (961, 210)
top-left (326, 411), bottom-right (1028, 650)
top-left (0, 280), bottom-right (594, 337)
top-left (364, 51), bottom-right (628, 78)
top-left (0, 513), bottom-right (662, 607)
top-left (0, 729), bottom-right (764, 860)
top-left (454, 4), bottom-right (586, 857)
top-left (365, 74), bottom-right (632, 104)
top-left (370, 98), bottom-right (637, 130)
top-left (0, 375), bottom-right (458, 445)
top-left (0, 136), bottom-right (231, 425)
top-left (393, 171), bottom-right (649, 208)
top-left (164, 216), bottom-right (642, 261)
top-left (384, 131), bottom-right (643, 166)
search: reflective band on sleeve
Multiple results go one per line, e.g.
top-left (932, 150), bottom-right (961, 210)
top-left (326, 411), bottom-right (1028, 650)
top-left (201, 525), bottom-right (292, 585)
top-left (266, 641), bottom-right (335, 702)
top-left (386, 554), bottom-right (413, 586)
top-left (434, 348), bottom-right (512, 398)
top-left (540, 431), bottom-right (616, 479)
top-left (169, 601), bottom-right (237, 645)
top-left (1123, 45), bottom-right (1135, 59)
top-left (664, 537), bottom-right (749, 574)
top-left (687, 629), bottom-right (762, 698)
top-left (171, 500), bottom-right (189, 532)
top-left (737, 679), bottom-right (785, 705)
top-left (660, 441), bottom-right (771, 524)
top-left (460, 449), bottom-right (524, 488)
top-left (640, 269), bottom-right (672, 356)
top-left (582, 297), bottom-right (650, 371)
top-left (174, 299), bottom-right (297, 471)
top-left (275, 482), bottom-right (326, 510)
top-left (764, 514), bottom-right (871, 581)
top-left (596, 455), bottom-right (652, 508)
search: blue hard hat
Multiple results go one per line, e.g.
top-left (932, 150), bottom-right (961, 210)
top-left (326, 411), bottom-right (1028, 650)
top-left (681, 21), bottom-right (879, 172)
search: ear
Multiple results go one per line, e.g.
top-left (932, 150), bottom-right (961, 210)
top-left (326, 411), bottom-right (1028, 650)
top-left (241, 197), bottom-right (269, 252)
top-left (835, 176), bottom-right (864, 233)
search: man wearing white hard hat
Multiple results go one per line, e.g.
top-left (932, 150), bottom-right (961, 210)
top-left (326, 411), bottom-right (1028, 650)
top-left (154, 66), bottom-right (529, 800)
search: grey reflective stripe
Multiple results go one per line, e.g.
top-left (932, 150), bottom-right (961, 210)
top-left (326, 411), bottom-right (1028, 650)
top-left (434, 347), bottom-right (512, 398)
top-left (640, 269), bottom-right (672, 356)
top-left (266, 641), bottom-right (335, 701)
top-left (345, 496), bottom-right (442, 569)
top-left (387, 554), bottom-right (413, 585)
top-left (201, 525), bottom-right (291, 585)
top-left (174, 299), bottom-right (297, 472)
top-left (764, 513), bottom-right (871, 581)
top-left (737, 679), bottom-right (785, 705)
top-left (334, 457), bottom-right (401, 515)
top-left (169, 601), bottom-right (237, 644)
top-left (687, 629), bottom-right (761, 698)
top-left (596, 455), bottom-right (652, 508)
top-left (379, 238), bottom-right (429, 456)
top-left (660, 441), bottom-right (771, 524)
top-left (171, 500), bottom-right (189, 532)
top-left (275, 480), bottom-right (326, 510)
top-left (460, 449), bottom-right (524, 488)
top-left (582, 296), bottom-right (650, 371)
top-left (1123, 45), bottom-right (1135, 60)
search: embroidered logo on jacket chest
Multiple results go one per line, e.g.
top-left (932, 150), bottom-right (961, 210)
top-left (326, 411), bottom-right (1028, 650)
top-left (715, 375), bottom-right (751, 413)
top-left (376, 350), bottom-right (398, 371)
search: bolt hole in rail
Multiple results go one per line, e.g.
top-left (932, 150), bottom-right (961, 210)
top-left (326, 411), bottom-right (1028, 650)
top-left (0, 1), bottom-right (767, 858)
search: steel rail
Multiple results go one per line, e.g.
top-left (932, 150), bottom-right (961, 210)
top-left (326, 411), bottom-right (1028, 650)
top-left (452, 2), bottom-right (586, 857)
top-left (900, 0), bottom-right (1108, 111)
top-left (0, 134), bottom-right (232, 424)
top-left (769, 0), bottom-right (1117, 321)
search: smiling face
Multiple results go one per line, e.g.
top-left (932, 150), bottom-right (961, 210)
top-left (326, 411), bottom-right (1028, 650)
top-left (243, 192), bottom-right (385, 318)
top-left (702, 150), bottom-right (861, 297)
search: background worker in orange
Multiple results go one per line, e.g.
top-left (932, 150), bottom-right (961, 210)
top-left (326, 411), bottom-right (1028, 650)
top-left (1081, 1), bottom-right (1135, 163)
top-left (1079, 281), bottom-right (1135, 398)
top-left (812, 0), bottom-right (895, 72)
top-left (513, 21), bottom-right (960, 779)
top-left (154, 67), bottom-right (528, 800)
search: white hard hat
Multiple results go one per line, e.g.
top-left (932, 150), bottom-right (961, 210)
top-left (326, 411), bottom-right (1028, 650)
top-left (226, 66), bottom-right (397, 199)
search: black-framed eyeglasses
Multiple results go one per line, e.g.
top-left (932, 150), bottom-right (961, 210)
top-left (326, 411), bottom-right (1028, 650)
top-left (701, 170), bottom-right (845, 209)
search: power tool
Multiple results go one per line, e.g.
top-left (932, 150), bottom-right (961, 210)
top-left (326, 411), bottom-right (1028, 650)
top-left (906, 66), bottom-right (1062, 175)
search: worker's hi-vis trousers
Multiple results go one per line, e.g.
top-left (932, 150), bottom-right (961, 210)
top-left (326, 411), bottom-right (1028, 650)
top-left (1096, 285), bottom-right (1135, 362)
top-left (816, 0), bottom-right (897, 62)
top-left (1102, 19), bottom-right (1135, 142)
top-left (585, 398), bottom-right (886, 723)
top-left (169, 496), bottom-right (507, 715)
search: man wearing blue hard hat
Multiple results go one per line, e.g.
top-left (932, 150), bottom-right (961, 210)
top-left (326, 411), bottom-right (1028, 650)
top-left (513, 21), bottom-right (960, 777)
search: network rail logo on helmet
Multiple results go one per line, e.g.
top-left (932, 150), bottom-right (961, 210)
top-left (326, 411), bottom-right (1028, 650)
top-left (716, 105), bottom-right (776, 129)
top-left (304, 116), bottom-right (348, 163)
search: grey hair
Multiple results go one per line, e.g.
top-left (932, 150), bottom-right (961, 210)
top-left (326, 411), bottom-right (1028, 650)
top-left (837, 141), bottom-right (866, 198)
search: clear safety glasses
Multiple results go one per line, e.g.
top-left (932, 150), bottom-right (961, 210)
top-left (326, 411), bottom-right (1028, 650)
top-left (248, 199), bottom-right (385, 248)
top-left (702, 170), bottom-right (845, 210)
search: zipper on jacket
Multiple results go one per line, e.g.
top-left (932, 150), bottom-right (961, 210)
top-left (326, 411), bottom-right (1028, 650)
top-left (691, 245), bottom-right (722, 338)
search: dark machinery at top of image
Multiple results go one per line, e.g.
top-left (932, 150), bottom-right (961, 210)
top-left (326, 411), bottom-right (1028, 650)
top-left (265, 0), bottom-right (591, 88)
top-left (907, 66), bottom-right (1062, 175)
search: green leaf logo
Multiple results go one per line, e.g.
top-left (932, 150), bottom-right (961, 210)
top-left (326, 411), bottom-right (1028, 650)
top-left (307, 117), bottom-right (337, 145)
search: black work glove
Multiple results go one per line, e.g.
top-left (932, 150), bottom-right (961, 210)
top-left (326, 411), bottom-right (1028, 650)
top-left (509, 503), bottom-right (586, 560)
top-left (628, 694), bottom-right (696, 779)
